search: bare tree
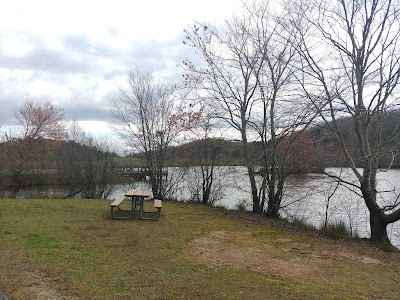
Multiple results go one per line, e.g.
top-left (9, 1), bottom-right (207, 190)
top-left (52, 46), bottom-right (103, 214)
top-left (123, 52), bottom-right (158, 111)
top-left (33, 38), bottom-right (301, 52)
top-left (182, 6), bottom-right (265, 212)
top-left (187, 112), bottom-right (224, 204)
top-left (292, 0), bottom-right (400, 248)
top-left (68, 119), bottom-right (86, 144)
top-left (181, 1), bottom-right (313, 215)
top-left (247, 2), bottom-right (317, 217)
top-left (111, 68), bottom-right (186, 199)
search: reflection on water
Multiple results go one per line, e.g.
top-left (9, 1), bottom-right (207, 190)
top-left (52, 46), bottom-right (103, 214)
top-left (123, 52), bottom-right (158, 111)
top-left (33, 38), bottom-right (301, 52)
top-left (1, 167), bottom-right (399, 248)
top-left (0, 182), bottom-right (152, 200)
top-left (0, 185), bottom-right (71, 199)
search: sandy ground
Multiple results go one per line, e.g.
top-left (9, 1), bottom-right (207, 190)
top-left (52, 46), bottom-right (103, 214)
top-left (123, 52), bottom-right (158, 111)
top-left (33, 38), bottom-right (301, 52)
top-left (190, 230), bottom-right (384, 282)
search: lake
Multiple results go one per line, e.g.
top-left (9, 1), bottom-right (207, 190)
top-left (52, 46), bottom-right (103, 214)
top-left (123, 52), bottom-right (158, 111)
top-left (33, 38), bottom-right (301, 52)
top-left (1, 166), bottom-right (399, 248)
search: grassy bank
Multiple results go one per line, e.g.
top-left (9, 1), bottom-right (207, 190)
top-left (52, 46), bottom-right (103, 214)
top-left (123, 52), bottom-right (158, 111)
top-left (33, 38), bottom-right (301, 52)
top-left (0, 199), bottom-right (399, 299)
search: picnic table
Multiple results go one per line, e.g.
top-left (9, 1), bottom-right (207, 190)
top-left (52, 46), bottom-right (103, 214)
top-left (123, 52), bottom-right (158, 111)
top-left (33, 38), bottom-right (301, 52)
top-left (110, 188), bottom-right (162, 220)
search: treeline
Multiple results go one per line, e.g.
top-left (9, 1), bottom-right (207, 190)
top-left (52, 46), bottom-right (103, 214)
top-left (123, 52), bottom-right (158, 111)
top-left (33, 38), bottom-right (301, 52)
top-left (0, 137), bottom-right (123, 197)
top-left (166, 139), bottom-right (245, 166)
top-left (0, 101), bottom-right (123, 199)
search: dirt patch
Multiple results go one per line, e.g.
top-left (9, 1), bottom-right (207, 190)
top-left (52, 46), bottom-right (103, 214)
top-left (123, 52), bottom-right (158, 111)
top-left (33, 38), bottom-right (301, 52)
top-left (17, 271), bottom-right (79, 300)
top-left (285, 243), bottom-right (383, 265)
top-left (360, 255), bottom-right (382, 264)
top-left (191, 230), bottom-right (389, 284)
top-left (191, 231), bottom-right (321, 280)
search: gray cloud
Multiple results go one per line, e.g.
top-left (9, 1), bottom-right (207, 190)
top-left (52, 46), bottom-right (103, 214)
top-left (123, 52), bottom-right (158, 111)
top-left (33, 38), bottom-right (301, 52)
top-left (115, 33), bottom-right (195, 83)
top-left (61, 34), bottom-right (117, 58)
top-left (0, 32), bottom-right (120, 76)
top-left (0, 47), bottom-right (93, 75)
top-left (64, 101), bottom-right (113, 122)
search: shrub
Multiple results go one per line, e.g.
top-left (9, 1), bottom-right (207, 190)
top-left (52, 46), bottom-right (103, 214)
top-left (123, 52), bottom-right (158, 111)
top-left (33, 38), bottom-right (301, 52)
top-left (321, 221), bottom-right (352, 239)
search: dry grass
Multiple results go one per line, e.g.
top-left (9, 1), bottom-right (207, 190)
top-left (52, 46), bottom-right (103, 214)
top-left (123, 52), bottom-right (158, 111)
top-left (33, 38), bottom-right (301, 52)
top-left (0, 199), bottom-right (399, 299)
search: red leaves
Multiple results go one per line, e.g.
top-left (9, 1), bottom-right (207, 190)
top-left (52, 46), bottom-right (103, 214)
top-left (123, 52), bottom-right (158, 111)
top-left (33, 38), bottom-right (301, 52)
top-left (15, 100), bottom-right (66, 140)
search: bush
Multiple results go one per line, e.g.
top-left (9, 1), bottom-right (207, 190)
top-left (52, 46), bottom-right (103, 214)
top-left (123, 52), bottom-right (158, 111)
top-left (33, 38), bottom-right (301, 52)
top-left (321, 221), bottom-right (352, 239)
top-left (235, 198), bottom-right (249, 212)
top-left (289, 216), bottom-right (317, 231)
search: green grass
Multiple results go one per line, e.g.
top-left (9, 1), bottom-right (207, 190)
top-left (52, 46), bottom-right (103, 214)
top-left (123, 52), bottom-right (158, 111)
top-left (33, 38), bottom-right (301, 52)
top-left (0, 199), bottom-right (399, 299)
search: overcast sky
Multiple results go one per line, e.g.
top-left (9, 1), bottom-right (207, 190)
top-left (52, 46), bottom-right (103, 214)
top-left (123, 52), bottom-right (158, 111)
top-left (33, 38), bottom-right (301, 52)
top-left (0, 0), bottom-right (243, 136)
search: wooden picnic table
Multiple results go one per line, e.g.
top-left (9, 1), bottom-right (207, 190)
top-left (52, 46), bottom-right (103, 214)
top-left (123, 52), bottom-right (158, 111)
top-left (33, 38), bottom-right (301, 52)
top-left (110, 188), bottom-right (163, 220)
top-left (109, 188), bottom-right (151, 220)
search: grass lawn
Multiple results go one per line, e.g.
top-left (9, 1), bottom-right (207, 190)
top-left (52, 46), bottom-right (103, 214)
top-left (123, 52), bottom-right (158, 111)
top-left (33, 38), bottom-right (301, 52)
top-left (0, 199), bottom-right (399, 300)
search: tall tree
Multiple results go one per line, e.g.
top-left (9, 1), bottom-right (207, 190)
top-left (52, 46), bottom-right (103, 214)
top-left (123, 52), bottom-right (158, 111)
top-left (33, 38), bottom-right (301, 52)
top-left (293, 0), bottom-right (400, 248)
top-left (111, 68), bottom-right (185, 198)
top-left (248, 1), bottom-right (316, 217)
top-left (182, 7), bottom-right (265, 212)
top-left (181, 1), bottom-right (313, 215)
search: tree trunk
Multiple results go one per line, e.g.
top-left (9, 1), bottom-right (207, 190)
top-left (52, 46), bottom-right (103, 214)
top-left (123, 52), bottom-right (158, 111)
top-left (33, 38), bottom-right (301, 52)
top-left (248, 166), bottom-right (260, 212)
top-left (265, 179), bottom-right (284, 218)
top-left (265, 200), bottom-right (279, 218)
top-left (361, 171), bottom-right (394, 250)
top-left (241, 129), bottom-right (261, 212)
top-left (370, 212), bottom-right (392, 249)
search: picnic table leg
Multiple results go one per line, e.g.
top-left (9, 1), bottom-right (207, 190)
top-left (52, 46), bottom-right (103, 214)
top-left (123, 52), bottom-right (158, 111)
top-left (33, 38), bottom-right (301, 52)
top-left (132, 197), bottom-right (141, 212)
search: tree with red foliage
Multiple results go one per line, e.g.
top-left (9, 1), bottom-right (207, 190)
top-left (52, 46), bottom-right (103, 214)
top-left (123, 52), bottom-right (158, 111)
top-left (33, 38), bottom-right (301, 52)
top-left (16, 100), bottom-right (65, 140)
top-left (1, 101), bottom-right (66, 185)
top-left (277, 130), bottom-right (324, 174)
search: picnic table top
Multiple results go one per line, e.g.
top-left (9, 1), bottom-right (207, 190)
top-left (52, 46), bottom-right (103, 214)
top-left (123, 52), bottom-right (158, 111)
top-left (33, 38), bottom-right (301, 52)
top-left (124, 188), bottom-right (152, 198)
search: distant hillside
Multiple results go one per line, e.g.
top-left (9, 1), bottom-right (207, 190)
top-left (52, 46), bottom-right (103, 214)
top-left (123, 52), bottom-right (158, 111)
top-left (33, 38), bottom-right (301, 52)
top-left (110, 109), bottom-right (400, 169)
top-left (166, 139), bottom-right (246, 166)
top-left (309, 110), bottom-right (400, 168)
top-left (163, 110), bottom-right (400, 168)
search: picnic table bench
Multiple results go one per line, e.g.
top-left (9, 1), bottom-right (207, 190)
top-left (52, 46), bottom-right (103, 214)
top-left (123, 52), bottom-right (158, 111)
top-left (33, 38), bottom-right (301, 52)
top-left (150, 199), bottom-right (163, 220)
top-left (110, 196), bottom-right (133, 220)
